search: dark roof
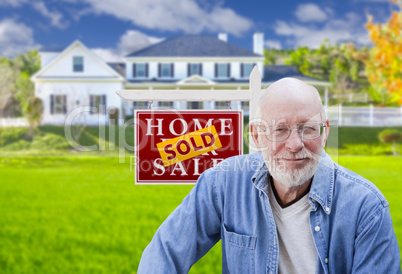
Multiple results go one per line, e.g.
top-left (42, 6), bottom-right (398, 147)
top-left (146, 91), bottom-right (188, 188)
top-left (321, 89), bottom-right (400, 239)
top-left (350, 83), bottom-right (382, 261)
top-left (262, 65), bottom-right (326, 83)
top-left (108, 63), bottom-right (126, 77)
top-left (126, 35), bottom-right (261, 57)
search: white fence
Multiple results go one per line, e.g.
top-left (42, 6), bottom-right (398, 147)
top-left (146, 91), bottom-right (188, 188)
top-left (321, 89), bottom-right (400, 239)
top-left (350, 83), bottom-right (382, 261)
top-left (0, 118), bottom-right (28, 127)
top-left (326, 105), bottom-right (402, 127)
top-left (1, 106), bottom-right (402, 128)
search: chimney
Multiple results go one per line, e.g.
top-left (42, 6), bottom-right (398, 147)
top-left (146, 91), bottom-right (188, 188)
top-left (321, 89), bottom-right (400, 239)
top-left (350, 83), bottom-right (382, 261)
top-left (253, 33), bottom-right (264, 55)
top-left (218, 33), bottom-right (228, 42)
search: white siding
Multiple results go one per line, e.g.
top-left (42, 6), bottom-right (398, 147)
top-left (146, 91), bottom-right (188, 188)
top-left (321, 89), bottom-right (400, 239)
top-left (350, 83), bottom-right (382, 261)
top-left (35, 82), bottom-right (123, 125)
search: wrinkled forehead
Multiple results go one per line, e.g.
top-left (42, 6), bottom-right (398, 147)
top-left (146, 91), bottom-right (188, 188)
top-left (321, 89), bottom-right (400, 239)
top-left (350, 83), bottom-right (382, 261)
top-left (261, 102), bottom-right (324, 125)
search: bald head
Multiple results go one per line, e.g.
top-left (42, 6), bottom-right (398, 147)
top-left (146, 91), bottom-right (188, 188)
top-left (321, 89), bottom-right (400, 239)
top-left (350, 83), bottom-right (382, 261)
top-left (255, 77), bottom-right (325, 123)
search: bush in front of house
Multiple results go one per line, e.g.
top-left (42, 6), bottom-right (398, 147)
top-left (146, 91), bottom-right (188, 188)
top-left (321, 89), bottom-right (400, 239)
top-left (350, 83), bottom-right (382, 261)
top-left (378, 129), bottom-right (402, 156)
top-left (30, 133), bottom-right (70, 150)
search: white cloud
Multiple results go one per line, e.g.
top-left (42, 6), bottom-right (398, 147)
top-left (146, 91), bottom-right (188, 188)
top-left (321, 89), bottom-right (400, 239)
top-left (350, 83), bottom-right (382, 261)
top-left (32, 1), bottom-right (68, 29)
top-left (274, 11), bottom-right (370, 48)
top-left (117, 30), bottom-right (164, 56)
top-left (0, 18), bottom-right (38, 57)
top-left (92, 30), bottom-right (164, 62)
top-left (295, 3), bottom-right (328, 22)
top-left (92, 48), bottom-right (123, 63)
top-left (76, 0), bottom-right (253, 36)
top-left (264, 40), bottom-right (282, 49)
top-left (0, 0), bottom-right (27, 7)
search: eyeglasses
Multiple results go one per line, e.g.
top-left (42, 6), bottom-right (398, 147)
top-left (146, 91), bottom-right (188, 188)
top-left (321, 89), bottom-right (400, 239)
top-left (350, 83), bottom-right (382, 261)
top-left (258, 122), bottom-right (326, 142)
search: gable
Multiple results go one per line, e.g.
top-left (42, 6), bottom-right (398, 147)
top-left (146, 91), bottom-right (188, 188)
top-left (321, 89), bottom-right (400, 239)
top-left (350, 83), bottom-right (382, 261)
top-left (32, 41), bottom-right (123, 81)
top-left (177, 75), bottom-right (216, 86)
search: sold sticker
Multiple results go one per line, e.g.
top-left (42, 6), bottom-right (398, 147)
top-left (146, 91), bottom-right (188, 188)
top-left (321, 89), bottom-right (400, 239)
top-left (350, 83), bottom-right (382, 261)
top-left (157, 125), bottom-right (222, 167)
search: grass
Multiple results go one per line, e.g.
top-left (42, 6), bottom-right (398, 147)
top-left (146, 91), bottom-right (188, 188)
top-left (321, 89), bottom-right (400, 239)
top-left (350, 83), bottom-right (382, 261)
top-left (0, 154), bottom-right (401, 273)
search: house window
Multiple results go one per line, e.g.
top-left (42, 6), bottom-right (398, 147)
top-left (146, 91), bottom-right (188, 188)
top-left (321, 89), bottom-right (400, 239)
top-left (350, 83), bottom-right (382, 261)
top-left (133, 63), bottom-right (148, 78)
top-left (73, 56), bottom-right (83, 72)
top-left (133, 101), bottom-right (148, 109)
top-left (50, 95), bottom-right (67, 114)
top-left (90, 95), bottom-right (106, 114)
top-left (188, 63), bottom-right (202, 76)
top-left (214, 101), bottom-right (228, 109)
top-left (158, 63), bottom-right (174, 78)
top-left (158, 101), bottom-right (174, 108)
top-left (215, 63), bottom-right (230, 78)
top-left (187, 101), bottom-right (203, 109)
top-left (241, 63), bottom-right (255, 78)
top-left (241, 101), bottom-right (249, 112)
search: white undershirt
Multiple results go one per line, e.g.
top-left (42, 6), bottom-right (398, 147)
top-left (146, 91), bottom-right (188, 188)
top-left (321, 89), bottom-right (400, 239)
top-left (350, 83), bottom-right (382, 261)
top-left (268, 182), bottom-right (317, 274)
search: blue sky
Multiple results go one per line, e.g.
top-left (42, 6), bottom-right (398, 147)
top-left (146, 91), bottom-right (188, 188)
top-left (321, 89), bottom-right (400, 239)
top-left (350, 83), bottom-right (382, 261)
top-left (0, 0), bottom-right (397, 62)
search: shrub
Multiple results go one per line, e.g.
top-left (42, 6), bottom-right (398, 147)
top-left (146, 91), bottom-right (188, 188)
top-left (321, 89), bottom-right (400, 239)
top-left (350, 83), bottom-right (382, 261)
top-left (0, 139), bottom-right (31, 151)
top-left (30, 133), bottom-right (70, 150)
top-left (378, 129), bottom-right (402, 155)
top-left (0, 127), bottom-right (29, 146)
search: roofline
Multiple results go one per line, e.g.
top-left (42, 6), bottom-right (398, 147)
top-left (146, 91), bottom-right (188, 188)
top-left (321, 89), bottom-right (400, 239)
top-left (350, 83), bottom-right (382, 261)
top-left (125, 56), bottom-right (264, 62)
top-left (31, 40), bottom-right (124, 81)
top-left (125, 34), bottom-right (261, 58)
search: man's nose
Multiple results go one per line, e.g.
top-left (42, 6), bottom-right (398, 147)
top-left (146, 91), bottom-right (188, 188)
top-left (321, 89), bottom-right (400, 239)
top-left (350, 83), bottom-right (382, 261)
top-left (285, 128), bottom-right (304, 152)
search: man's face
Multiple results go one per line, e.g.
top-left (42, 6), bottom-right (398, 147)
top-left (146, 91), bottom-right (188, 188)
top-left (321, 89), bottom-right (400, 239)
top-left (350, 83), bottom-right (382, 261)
top-left (252, 96), bottom-right (329, 188)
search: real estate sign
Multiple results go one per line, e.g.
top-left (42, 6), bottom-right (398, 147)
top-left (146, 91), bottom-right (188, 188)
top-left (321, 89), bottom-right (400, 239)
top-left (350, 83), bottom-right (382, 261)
top-left (134, 110), bottom-right (243, 184)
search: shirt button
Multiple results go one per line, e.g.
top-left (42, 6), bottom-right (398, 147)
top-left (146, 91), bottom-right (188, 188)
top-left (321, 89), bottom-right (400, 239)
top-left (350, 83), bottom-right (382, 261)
top-left (325, 207), bottom-right (330, 213)
top-left (311, 198), bottom-right (316, 203)
top-left (315, 226), bottom-right (320, 232)
top-left (325, 258), bottom-right (328, 264)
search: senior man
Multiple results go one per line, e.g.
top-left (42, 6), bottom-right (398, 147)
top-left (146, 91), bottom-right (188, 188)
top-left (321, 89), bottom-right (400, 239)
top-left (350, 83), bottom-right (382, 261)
top-left (138, 78), bottom-right (401, 273)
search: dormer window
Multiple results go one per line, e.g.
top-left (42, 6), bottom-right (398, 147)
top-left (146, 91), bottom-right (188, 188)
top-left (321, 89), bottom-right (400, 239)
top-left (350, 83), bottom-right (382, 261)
top-left (215, 63), bottom-right (230, 78)
top-left (188, 63), bottom-right (202, 76)
top-left (73, 56), bottom-right (83, 72)
top-left (133, 63), bottom-right (148, 78)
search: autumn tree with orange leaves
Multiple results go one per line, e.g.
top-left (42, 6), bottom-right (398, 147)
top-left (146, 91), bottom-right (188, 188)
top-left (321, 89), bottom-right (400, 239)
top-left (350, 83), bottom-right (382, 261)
top-left (363, 0), bottom-right (402, 105)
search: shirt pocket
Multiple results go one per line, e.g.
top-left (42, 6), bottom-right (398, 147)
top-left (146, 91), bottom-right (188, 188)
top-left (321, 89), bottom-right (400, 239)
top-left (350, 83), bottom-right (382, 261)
top-left (223, 224), bottom-right (257, 274)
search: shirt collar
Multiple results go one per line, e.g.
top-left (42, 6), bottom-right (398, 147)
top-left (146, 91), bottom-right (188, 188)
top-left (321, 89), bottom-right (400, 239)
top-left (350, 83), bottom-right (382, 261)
top-left (251, 151), bottom-right (335, 214)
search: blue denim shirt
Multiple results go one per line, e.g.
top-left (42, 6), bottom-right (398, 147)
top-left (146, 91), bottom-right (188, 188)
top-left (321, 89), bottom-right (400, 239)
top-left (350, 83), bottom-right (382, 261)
top-left (138, 152), bottom-right (401, 273)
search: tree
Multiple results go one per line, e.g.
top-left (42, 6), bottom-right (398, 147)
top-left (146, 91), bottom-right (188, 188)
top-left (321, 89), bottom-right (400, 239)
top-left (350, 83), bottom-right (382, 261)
top-left (0, 60), bottom-right (20, 116)
top-left (364, 0), bottom-right (402, 104)
top-left (26, 97), bottom-right (44, 136)
top-left (378, 129), bottom-right (402, 155)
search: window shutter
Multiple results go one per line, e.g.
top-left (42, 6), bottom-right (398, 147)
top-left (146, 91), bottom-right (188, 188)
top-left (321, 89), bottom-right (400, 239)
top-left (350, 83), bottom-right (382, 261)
top-left (50, 95), bottom-right (54, 114)
top-left (215, 63), bottom-right (218, 78)
top-left (132, 64), bottom-right (136, 77)
top-left (145, 63), bottom-right (149, 78)
top-left (90, 95), bottom-right (94, 114)
top-left (240, 63), bottom-right (244, 78)
top-left (187, 63), bottom-right (190, 76)
top-left (158, 63), bottom-right (161, 77)
top-left (199, 63), bottom-right (202, 76)
top-left (170, 63), bottom-right (174, 78)
top-left (63, 95), bottom-right (67, 114)
top-left (102, 95), bottom-right (107, 114)
top-left (227, 63), bottom-right (231, 78)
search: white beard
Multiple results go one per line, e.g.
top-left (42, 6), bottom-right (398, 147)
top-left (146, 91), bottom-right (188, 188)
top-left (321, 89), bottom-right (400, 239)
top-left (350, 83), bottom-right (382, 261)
top-left (260, 137), bottom-right (324, 188)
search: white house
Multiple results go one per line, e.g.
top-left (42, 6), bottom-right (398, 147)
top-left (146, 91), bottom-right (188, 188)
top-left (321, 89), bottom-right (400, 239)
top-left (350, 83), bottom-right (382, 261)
top-left (31, 33), bottom-right (329, 125)
top-left (31, 40), bottom-right (125, 125)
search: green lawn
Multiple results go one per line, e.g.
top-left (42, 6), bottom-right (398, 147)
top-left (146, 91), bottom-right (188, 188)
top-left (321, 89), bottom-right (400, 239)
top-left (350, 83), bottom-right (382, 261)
top-left (0, 155), bottom-right (401, 273)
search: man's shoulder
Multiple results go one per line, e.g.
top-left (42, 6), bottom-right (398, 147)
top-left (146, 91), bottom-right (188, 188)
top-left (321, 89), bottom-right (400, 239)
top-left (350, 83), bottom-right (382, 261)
top-left (334, 163), bottom-right (388, 208)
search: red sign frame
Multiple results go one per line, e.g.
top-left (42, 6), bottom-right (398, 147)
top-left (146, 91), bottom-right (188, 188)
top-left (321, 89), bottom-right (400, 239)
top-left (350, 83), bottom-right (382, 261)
top-left (134, 110), bottom-right (243, 184)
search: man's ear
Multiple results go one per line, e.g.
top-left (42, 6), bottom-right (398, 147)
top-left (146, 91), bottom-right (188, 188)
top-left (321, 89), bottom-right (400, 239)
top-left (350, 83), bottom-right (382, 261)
top-left (250, 123), bottom-right (262, 152)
